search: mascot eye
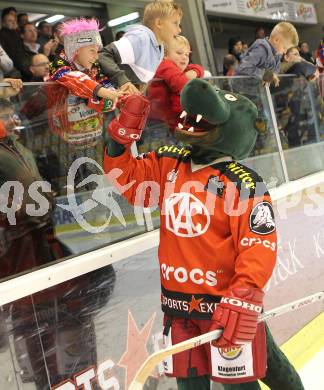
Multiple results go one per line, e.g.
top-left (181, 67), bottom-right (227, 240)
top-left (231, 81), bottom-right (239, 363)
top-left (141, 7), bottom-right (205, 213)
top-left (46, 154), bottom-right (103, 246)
top-left (224, 94), bottom-right (237, 102)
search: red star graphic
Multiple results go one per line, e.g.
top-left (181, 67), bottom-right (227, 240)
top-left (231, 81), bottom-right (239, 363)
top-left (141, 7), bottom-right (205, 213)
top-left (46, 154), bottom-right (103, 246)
top-left (188, 295), bottom-right (203, 314)
top-left (117, 310), bottom-right (156, 389)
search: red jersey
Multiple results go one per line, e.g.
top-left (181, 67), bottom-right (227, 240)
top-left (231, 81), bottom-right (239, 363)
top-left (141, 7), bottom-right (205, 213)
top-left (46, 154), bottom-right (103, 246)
top-left (48, 50), bottom-right (114, 148)
top-left (147, 60), bottom-right (204, 129)
top-left (104, 145), bottom-right (277, 319)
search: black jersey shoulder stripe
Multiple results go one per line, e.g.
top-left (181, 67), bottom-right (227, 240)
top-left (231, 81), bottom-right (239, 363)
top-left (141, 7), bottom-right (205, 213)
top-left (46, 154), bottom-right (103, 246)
top-left (156, 144), bottom-right (191, 162)
top-left (211, 161), bottom-right (269, 200)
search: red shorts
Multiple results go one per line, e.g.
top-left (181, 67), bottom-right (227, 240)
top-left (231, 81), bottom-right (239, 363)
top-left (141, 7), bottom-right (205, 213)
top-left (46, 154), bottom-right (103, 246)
top-left (162, 315), bottom-right (267, 384)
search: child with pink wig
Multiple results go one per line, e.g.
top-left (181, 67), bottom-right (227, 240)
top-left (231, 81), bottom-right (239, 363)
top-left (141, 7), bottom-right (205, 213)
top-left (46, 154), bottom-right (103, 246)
top-left (48, 18), bottom-right (124, 148)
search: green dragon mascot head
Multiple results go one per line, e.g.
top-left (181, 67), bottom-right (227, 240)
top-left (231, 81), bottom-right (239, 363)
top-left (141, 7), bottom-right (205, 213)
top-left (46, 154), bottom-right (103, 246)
top-left (176, 79), bottom-right (266, 164)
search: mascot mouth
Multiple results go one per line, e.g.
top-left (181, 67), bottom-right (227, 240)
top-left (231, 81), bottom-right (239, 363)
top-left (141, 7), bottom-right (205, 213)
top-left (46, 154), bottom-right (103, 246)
top-left (175, 79), bottom-right (265, 161)
top-left (175, 110), bottom-right (217, 138)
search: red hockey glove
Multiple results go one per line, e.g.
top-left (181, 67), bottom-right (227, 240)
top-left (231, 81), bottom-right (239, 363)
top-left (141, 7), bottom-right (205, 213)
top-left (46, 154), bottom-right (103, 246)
top-left (107, 94), bottom-right (150, 146)
top-left (210, 287), bottom-right (264, 348)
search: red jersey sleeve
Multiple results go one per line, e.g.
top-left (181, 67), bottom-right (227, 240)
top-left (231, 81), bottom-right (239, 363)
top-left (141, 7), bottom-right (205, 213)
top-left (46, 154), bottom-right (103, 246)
top-left (226, 167), bottom-right (277, 290)
top-left (186, 63), bottom-right (205, 78)
top-left (155, 59), bottom-right (191, 94)
top-left (51, 67), bottom-right (99, 100)
top-left (104, 147), bottom-right (161, 207)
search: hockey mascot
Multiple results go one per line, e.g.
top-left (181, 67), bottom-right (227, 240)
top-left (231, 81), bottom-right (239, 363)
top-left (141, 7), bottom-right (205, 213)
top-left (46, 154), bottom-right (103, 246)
top-left (104, 79), bottom-right (304, 390)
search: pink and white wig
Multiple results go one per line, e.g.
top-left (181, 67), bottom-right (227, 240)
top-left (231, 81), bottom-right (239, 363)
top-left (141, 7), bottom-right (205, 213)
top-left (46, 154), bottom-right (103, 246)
top-left (61, 18), bottom-right (100, 36)
top-left (61, 18), bottom-right (103, 62)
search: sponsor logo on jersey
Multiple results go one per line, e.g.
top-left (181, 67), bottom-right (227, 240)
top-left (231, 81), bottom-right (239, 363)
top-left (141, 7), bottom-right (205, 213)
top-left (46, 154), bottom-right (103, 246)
top-left (240, 237), bottom-right (276, 252)
top-left (161, 294), bottom-right (218, 314)
top-left (67, 104), bottom-right (96, 121)
top-left (161, 264), bottom-right (217, 287)
top-left (226, 162), bottom-right (256, 189)
top-left (249, 201), bottom-right (275, 235)
top-left (165, 193), bottom-right (210, 237)
top-left (157, 145), bottom-right (191, 157)
top-left (218, 346), bottom-right (243, 360)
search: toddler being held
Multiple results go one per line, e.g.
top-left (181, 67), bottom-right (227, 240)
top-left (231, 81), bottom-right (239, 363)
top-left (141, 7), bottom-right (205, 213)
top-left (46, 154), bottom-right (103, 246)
top-left (148, 35), bottom-right (204, 130)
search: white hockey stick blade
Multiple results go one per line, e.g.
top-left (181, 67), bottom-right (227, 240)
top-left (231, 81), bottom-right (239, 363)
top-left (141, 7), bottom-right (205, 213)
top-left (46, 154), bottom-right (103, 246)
top-left (129, 290), bottom-right (324, 390)
top-left (129, 328), bottom-right (222, 390)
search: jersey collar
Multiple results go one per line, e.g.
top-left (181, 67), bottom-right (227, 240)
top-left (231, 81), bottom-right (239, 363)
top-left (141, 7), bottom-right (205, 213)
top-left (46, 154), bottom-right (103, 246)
top-left (191, 156), bottom-right (232, 172)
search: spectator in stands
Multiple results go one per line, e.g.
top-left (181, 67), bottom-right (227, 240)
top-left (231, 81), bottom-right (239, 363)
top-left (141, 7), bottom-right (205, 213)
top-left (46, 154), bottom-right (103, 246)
top-left (99, 0), bottom-right (182, 94)
top-left (223, 53), bottom-right (237, 76)
top-left (281, 46), bottom-right (318, 79)
top-left (21, 23), bottom-right (57, 64)
top-left (0, 10), bottom-right (29, 78)
top-left (1, 7), bottom-right (17, 27)
top-left (0, 99), bottom-right (22, 137)
top-left (299, 41), bottom-right (315, 64)
top-left (21, 23), bottom-right (40, 54)
top-left (29, 53), bottom-right (50, 81)
top-left (224, 36), bottom-right (242, 75)
top-left (249, 26), bottom-right (266, 47)
top-left (148, 35), bottom-right (204, 131)
top-left (236, 22), bottom-right (299, 87)
top-left (37, 21), bottom-right (52, 48)
top-left (49, 21), bottom-right (64, 60)
top-left (0, 45), bottom-right (13, 79)
top-left (282, 46), bottom-right (302, 65)
top-left (242, 41), bottom-right (249, 55)
top-left (228, 36), bottom-right (243, 62)
top-left (315, 38), bottom-right (324, 74)
top-left (278, 46), bottom-right (318, 148)
top-left (17, 13), bottom-right (29, 29)
top-left (255, 26), bottom-right (266, 40)
top-left (1, 9), bottom-right (17, 30)
top-left (49, 18), bottom-right (123, 148)
top-left (115, 30), bottom-right (125, 40)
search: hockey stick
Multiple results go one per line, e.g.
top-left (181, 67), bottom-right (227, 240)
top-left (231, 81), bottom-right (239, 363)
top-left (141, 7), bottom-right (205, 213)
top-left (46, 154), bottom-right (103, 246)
top-left (129, 291), bottom-right (324, 390)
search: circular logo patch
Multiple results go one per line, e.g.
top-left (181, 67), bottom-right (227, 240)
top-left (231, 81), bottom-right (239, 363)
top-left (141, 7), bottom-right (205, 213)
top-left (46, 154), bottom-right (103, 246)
top-left (118, 128), bottom-right (126, 135)
top-left (249, 201), bottom-right (275, 235)
top-left (218, 346), bottom-right (242, 360)
top-left (165, 193), bottom-right (210, 238)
